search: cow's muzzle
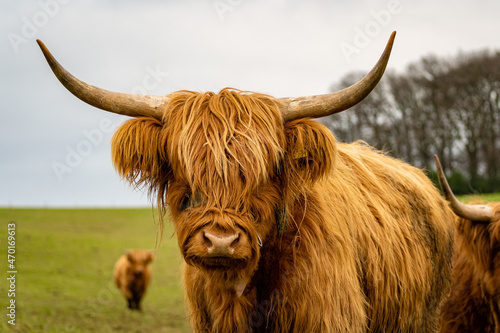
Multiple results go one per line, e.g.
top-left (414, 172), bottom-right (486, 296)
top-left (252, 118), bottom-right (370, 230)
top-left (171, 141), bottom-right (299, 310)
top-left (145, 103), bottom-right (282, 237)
top-left (203, 230), bottom-right (241, 256)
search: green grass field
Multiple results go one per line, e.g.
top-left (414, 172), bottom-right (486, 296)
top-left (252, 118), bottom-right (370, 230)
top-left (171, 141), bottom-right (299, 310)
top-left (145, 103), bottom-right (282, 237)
top-left (1, 193), bottom-right (498, 332)
top-left (457, 192), bottom-right (500, 203)
top-left (0, 208), bottom-right (189, 333)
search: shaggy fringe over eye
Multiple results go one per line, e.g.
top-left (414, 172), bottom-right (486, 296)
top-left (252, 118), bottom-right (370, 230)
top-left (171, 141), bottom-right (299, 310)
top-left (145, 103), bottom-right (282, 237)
top-left (161, 88), bottom-right (285, 208)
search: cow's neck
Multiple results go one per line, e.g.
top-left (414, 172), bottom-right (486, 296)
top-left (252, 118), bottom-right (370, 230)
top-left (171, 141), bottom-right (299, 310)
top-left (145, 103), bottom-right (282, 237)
top-left (202, 276), bottom-right (256, 332)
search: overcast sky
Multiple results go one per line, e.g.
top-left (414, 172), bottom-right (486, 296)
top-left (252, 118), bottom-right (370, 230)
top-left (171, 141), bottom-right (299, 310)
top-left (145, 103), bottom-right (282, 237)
top-left (2, 0), bottom-right (500, 207)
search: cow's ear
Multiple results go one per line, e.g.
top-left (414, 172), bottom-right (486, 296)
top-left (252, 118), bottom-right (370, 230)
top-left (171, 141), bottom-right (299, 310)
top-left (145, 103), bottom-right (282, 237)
top-left (125, 250), bottom-right (134, 262)
top-left (111, 117), bottom-right (170, 191)
top-left (283, 119), bottom-right (337, 184)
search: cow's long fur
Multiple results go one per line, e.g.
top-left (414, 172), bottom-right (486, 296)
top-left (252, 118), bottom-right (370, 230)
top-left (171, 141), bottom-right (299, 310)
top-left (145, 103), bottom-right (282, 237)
top-left (111, 88), bottom-right (455, 332)
top-left (440, 202), bottom-right (500, 332)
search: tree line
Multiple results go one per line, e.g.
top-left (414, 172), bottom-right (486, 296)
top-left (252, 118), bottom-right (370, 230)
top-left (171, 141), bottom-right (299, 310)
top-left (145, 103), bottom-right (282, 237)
top-left (322, 50), bottom-right (500, 194)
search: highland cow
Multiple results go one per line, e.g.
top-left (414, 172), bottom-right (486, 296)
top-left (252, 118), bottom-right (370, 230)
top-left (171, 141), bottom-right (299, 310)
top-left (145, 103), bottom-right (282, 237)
top-left (435, 156), bottom-right (500, 333)
top-left (38, 32), bottom-right (456, 332)
top-left (113, 249), bottom-right (154, 310)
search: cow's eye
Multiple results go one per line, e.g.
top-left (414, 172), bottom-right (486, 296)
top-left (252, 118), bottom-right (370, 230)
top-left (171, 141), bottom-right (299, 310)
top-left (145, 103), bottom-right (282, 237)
top-left (180, 196), bottom-right (191, 212)
top-left (192, 192), bottom-right (204, 208)
top-left (180, 192), bottom-right (204, 212)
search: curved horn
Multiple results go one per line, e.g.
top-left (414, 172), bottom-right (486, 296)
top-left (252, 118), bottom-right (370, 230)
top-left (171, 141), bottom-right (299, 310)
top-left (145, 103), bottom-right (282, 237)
top-left (434, 155), bottom-right (493, 222)
top-left (278, 31), bottom-right (396, 121)
top-left (36, 40), bottom-right (169, 119)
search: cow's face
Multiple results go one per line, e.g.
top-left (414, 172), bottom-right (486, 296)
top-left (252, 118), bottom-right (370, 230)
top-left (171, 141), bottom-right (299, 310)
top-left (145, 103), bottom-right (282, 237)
top-left (168, 182), bottom-right (281, 282)
top-left (112, 89), bottom-right (337, 289)
top-left (126, 249), bottom-right (154, 277)
top-left (163, 90), bottom-right (286, 284)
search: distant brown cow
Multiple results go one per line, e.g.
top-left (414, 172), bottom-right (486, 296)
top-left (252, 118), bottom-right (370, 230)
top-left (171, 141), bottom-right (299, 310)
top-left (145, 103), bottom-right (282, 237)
top-left (113, 249), bottom-right (154, 310)
top-left (435, 156), bottom-right (500, 333)
top-left (38, 33), bottom-right (456, 332)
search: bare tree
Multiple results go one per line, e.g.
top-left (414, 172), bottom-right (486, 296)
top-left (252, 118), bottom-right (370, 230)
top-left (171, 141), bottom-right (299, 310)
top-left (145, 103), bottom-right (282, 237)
top-left (322, 72), bottom-right (393, 152)
top-left (444, 50), bottom-right (500, 189)
top-left (324, 49), bottom-right (500, 193)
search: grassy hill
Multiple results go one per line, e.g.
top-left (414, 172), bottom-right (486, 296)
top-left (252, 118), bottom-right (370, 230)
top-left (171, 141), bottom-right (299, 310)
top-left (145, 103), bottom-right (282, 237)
top-left (458, 192), bottom-right (500, 203)
top-left (0, 208), bottom-right (189, 333)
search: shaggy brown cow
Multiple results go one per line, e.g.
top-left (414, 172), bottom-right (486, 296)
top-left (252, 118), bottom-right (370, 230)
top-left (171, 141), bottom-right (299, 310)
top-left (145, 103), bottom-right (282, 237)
top-left (113, 249), bottom-right (154, 310)
top-left (37, 32), bottom-right (456, 332)
top-left (435, 156), bottom-right (500, 333)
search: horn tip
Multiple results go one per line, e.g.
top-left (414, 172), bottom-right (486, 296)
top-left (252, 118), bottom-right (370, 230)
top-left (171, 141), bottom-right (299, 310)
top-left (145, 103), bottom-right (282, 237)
top-left (386, 31), bottom-right (397, 49)
top-left (433, 155), bottom-right (449, 197)
top-left (36, 39), bottom-right (50, 57)
top-left (433, 154), bottom-right (439, 166)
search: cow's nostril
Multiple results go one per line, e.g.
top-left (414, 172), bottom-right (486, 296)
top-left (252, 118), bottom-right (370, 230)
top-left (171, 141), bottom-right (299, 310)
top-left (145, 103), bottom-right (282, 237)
top-left (203, 231), bottom-right (241, 254)
top-left (203, 231), bottom-right (213, 247)
top-left (230, 233), bottom-right (240, 247)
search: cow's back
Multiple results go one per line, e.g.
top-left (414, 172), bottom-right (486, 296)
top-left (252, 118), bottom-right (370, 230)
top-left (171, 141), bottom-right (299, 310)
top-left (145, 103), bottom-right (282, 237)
top-left (322, 142), bottom-right (455, 332)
